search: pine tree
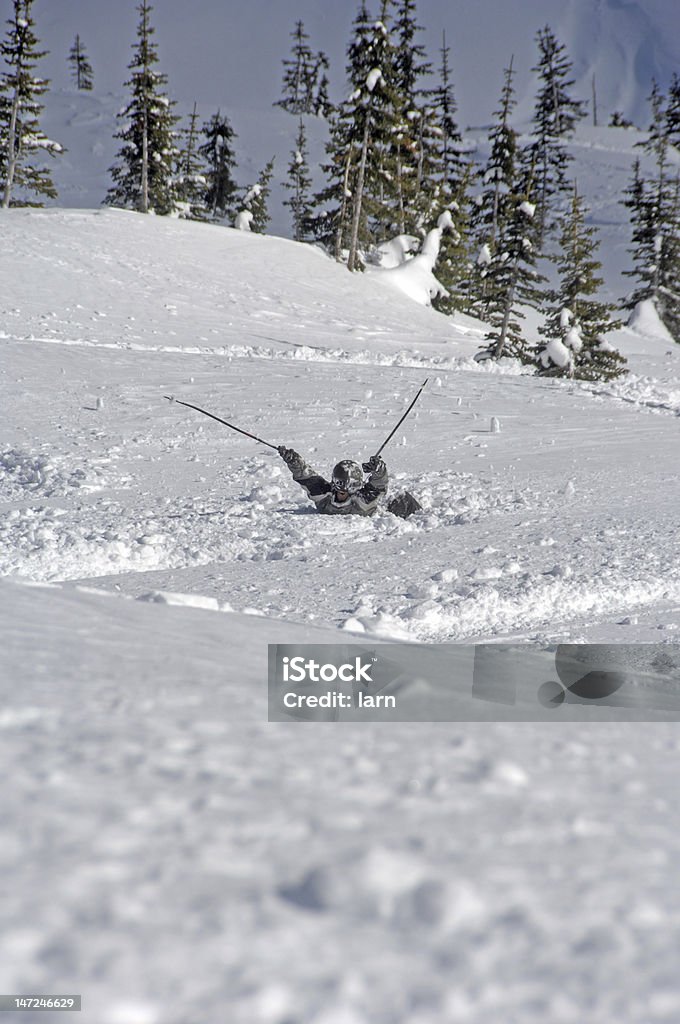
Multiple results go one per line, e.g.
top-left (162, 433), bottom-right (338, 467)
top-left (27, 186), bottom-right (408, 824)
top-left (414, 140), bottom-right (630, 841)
top-left (538, 184), bottom-right (626, 379)
top-left (426, 30), bottom-right (473, 314)
top-left (481, 166), bottom-right (546, 362)
top-left (312, 4), bottom-right (401, 269)
top-left (657, 172), bottom-right (680, 340)
top-left (666, 72), bottom-right (680, 153)
top-left (529, 25), bottom-right (587, 246)
top-left (345, 7), bottom-right (401, 267)
top-left (0, 0), bottom-right (62, 208)
top-left (431, 165), bottom-right (475, 315)
top-left (621, 157), bottom-right (658, 310)
top-left (198, 110), bottom-right (238, 221)
top-left (430, 30), bottom-right (465, 194)
top-left (239, 156), bottom-right (275, 234)
top-left (384, 0), bottom-right (449, 240)
top-left (105, 0), bottom-right (179, 215)
top-left (275, 20), bottom-right (331, 118)
top-left (68, 33), bottom-right (93, 90)
top-left (623, 83), bottom-right (680, 341)
top-left (174, 102), bottom-right (208, 220)
top-left (469, 59), bottom-right (519, 315)
top-left (283, 118), bottom-right (313, 241)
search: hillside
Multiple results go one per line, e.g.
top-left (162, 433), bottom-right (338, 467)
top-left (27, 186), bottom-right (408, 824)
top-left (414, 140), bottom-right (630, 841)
top-left (2, 206), bottom-right (680, 1022)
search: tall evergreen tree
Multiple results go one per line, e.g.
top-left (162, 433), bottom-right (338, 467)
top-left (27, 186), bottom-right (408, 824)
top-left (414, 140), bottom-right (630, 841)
top-left (430, 30), bottom-right (465, 193)
top-left (344, 7), bottom-right (401, 267)
top-left (283, 118), bottom-right (313, 241)
top-left (68, 33), bottom-right (93, 90)
top-left (431, 166), bottom-right (475, 315)
top-left (105, 0), bottom-right (179, 215)
top-left (657, 172), bottom-right (680, 340)
top-left (481, 166), bottom-right (546, 362)
top-left (621, 157), bottom-right (658, 310)
top-left (0, 0), bottom-right (62, 208)
top-left (426, 30), bottom-right (474, 314)
top-left (175, 102), bottom-right (208, 220)
top-left (198, 110), bottom-right (238, 221)
top-left (623, 83), bottom-right (680, 341)
top-left (538, 185), bottom-right (626, 379)
top-left (665, 72), bottom-right (680, 153)
top-left (275, 20), bottom-right (331, 118)
top-left (312, 4), bottom-right (401, 269)
top-left (529, 25), bottom-right (587, 245)
top-left (384, 0), bottom-right (448, 239)
top-left (469, 59), bottom-right (519, 315)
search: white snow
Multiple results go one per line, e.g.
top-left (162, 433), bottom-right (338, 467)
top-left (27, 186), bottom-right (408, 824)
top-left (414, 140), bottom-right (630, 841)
top-left (234, 209), bottom-right (253, 231)
top-left (366, 68), bottom-right (383, 94)
top-left (628, 298), bottom-right (675, 342)
top-left (373, 228), bottom-right (447, 306)
top-left (2, 16), bottom-right (680, 1021)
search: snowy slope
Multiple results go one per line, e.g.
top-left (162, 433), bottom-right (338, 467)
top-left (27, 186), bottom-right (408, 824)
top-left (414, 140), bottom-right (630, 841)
top-left (3, 578), bottom-right (680, 1024)
top-left (1, 201), bottom-right (680, 1023)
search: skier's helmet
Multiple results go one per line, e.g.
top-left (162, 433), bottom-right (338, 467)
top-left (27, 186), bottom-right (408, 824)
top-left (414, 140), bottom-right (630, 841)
top-left (331, 460), bottom-right (363, 494)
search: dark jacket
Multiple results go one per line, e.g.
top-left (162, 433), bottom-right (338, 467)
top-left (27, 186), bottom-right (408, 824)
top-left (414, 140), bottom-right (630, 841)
top-left (281, 451), bottom-right (388, 516)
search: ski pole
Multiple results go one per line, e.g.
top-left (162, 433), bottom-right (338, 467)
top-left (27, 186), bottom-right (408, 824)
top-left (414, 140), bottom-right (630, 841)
top-left (164, 396), bottom-right (279, 451)
top-left (373, 378), bottom-right (429, 457)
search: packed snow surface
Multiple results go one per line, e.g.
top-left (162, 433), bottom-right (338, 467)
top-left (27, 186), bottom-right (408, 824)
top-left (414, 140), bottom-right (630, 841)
top-left (2, 208), bottom-right (680, 1023)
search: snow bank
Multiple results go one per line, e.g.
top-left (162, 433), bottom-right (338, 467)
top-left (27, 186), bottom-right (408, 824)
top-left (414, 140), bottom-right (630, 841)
top-left (628, 299), bottom-right (674, 342)
top-left (372, 228), bottom-right (448, 306)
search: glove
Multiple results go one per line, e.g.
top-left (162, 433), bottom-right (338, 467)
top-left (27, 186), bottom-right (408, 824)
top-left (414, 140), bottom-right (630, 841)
top-left (362, 454), bottom-right (385, 474)
top-left (278, 445), bottom-right (301, 466)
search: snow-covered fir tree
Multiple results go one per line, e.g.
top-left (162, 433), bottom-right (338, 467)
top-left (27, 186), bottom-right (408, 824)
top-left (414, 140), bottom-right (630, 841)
top-left (481, 166), bottom-right (546, 362)
top-left (659, 173), bottom-right (680, 340)
top-left (528, 25), bottom-right (587, 246)
top-left (538, 185), bottom-right (626, 379)
top-left (237, 157), bottom-right (275, 234)
top-left (428, 30), bottom-right (474, 314)
top-left (344, 6), bottom-right (402, 267)
top-left (283, 118), bottom-right (313, 241)
top-left (621, 157), bottom-right (658, 307)
top-left (275, 20), bottom-right (331, 118)
top-left (312, 3), bottom-right (401, 269)
top-left (666, 72), bottom-right (680, 153)
top-left (431, 166), bottom-right (474, 316)
top-left (174, 102), bottom-right (208, 220)
top-left (198, 110), bottom-right (238, 222)
top-left (384, 0), bottom-right (448, 240)
top-left (469, 58), bottom-right (519, 316)
top-left (105, 0), bottom-right (179, 215)
top-left (68, 33), bottom-right (93, 91)
top-left (0, 0), bottom-right (62, 208)
top-left (623, 83), bottom-right (680, 341)
top-left (430, 30), bottom-right (466, 194)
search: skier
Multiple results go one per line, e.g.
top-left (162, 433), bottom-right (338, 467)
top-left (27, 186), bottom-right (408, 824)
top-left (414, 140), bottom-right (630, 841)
top-left (277, 447), bottom-right (421, 519)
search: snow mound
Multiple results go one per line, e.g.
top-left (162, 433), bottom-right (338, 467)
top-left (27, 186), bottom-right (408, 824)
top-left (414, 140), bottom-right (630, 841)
top-left (627, 300), bottom-right (674, 342)
top-left (372, 228), bottom-right (447, 307)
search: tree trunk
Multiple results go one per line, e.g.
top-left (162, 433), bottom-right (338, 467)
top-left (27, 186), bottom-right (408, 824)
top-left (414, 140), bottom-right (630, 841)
top-left (335, 143), bottom-right (354, 262)
top-left (1, 87), bottom-right (21, 208)
top-left (141, 104), bottom-right (149, 213)
top-left (493, 265), bottom-right (517, 359)
top-left (348, 111), bottom-right (371, 272)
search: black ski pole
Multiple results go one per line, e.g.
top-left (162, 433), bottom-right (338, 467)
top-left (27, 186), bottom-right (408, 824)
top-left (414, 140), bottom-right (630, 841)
top-left (373, 378), bottom-right (429, 458)
top-left (164, 396), bottom-right (279, 451)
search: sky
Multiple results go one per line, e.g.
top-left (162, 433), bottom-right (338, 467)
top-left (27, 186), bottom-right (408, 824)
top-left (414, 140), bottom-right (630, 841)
top-left (30, 0), bottom-right (680, 130)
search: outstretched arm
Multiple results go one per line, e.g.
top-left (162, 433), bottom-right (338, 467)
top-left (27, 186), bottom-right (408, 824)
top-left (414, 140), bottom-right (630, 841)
top-left (278, 447), bottom-right (332, 505)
